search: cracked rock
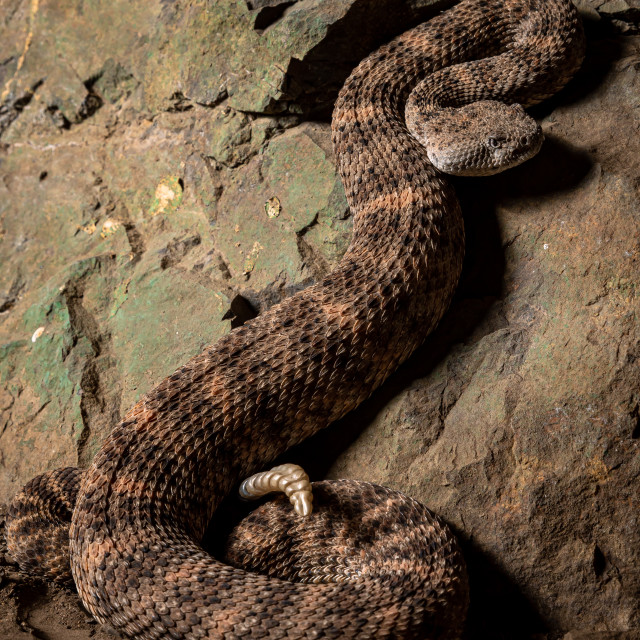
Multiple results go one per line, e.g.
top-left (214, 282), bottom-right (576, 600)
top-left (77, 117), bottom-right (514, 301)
top-left (0, 0), bottom-right (638, 639)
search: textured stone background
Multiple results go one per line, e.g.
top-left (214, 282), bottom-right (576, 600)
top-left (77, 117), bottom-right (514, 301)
top-left (0, 0), bottom-right (639, 638)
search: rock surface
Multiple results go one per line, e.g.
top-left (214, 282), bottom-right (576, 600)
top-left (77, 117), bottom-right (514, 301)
top-left (0, 0), bottom-right (639, 638)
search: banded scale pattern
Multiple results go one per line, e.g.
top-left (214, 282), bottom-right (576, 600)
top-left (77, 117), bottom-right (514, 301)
top-left (6, 1), bottom-right (584, 638)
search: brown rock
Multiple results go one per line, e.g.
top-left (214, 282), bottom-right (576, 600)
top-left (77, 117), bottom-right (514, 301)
top-left (0, 1), bottom-right (638, 639)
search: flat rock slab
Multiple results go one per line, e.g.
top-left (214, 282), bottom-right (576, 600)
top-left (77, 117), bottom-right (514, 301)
top-left (0, 1), bottom-right (638, 639)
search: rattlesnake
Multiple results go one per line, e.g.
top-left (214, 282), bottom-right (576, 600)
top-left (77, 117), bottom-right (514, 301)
top-left (5, 0), bottom-right (585, 637)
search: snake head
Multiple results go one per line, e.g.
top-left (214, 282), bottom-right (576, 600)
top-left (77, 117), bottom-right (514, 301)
top-left (407, 100), bottom-right (543, 176)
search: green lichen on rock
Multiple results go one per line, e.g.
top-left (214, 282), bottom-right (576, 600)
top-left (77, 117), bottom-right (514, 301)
top-left (147, 176), bottom-right (184, 218)
top-left (0, 269), bottom-right (90, 493)
top-left (303, 178), bottom-right (351, 265)
top-left (206, 108), bottom-right (253, 167)
top-left (214, 123), bottom-right (350, 289)
top-left (109, 261), bottom-right (230, 411)
top-left (92, 59), bottom-right (138, 105)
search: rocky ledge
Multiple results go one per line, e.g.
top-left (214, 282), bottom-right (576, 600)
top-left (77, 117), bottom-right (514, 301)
top-left (0, 0), bottom-right (638, 638)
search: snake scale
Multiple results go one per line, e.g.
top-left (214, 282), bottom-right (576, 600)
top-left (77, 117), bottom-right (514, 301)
top-left (5, 0), bottom-right (585, 637)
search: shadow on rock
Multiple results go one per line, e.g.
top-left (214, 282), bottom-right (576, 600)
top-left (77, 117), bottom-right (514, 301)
top-left (280, 0), bottom-right (456, 118)
top-left (469, 134), bottom-right (594, 202)
top-left (461, 543), bottom-right (549, 640)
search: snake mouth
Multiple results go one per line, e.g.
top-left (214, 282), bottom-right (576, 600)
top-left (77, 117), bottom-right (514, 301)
top-left (426, 128), bottom-right (544, 177)
top-left (479, 129), bottom-right (545, 176)
top-left (506, 130), bottom-right (545, 169)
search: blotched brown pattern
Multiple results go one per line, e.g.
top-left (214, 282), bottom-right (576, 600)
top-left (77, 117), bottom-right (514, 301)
top-left (6, 1), bottom-right (584, 637)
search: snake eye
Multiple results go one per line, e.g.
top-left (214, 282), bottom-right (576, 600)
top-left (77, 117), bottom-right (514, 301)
top-left (487, 136), bottom-right (503, 149)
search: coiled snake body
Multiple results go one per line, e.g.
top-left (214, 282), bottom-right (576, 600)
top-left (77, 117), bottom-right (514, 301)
top-left (6, 1), bottom-right (584, 638)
